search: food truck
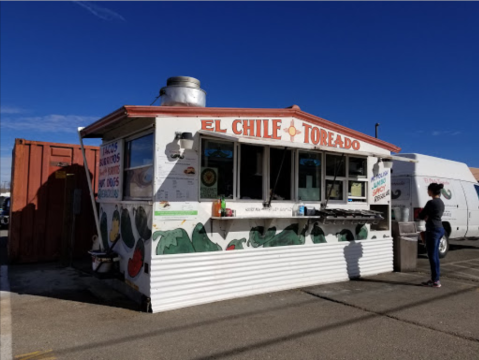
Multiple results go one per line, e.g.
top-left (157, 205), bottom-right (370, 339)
top-left (79, 76), bottom-right (412, 313)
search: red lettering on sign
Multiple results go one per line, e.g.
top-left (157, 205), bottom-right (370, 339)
top-left (215, 120), bottom-right (226, 133)
top-left (255, 120), bottom-right (262, 137)
top-left (263, 120), bottom-right (272, 139)
top-left (302, 124), bottom-right (311, 144)
top-left (352, 140), bottom-right (360, 150)
top-left (320, 129), bottom-right (328, 146)
top-left (311, 127), bottom-right (320, 145)
top-left (272, 119), bottom-right (281, 140)
top-left (243, 120), bottom-right (254, 136)
top-left (201, 120), bottom-right (214, 131)
top-left (344, 138), bottom-right (352, 149)
top-left (328, 132), bottom-right (334, 147)
top-left (335, 134), bottom-right (344, 148)
top-left (232, 120), bottom-right (241, 135)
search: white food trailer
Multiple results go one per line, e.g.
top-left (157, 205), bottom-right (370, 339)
top-left (79, 77), bottom-right (412, 313)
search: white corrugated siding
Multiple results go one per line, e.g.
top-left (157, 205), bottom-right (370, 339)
top-left (150, 239), bottom-right (393, 313)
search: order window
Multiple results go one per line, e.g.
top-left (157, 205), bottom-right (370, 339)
top-left (298, 151), bottom-right (321, 201)
top-left (347, 157), bottom-right (368, 202)
top-left (324, 154), bottom-right (368, 203)
top-left (325, 154), bottom-right (346, 201)
top-left (270, 148), bottom-right (292, 201)
top-left (123, 133), bottom-right (154, 199)
top-left (239, 144), bottom-right (264, 200)
top-left (200, 139), bottom-right (234, 199)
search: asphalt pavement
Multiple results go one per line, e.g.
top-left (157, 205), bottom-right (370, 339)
top-left (1, 232), bottom-right (479, 360)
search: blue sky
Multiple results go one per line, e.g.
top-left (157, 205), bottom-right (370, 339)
top-left (1, 1), bottom-right (478, 184)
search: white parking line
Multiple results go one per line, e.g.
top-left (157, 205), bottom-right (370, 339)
top-left (446, 263), bottom-right (479, 272)
top-left (1, 265), bottom-right (12, 360)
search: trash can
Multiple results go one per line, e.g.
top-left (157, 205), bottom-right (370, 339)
top-left (392, 221), bottom-right (418, 272)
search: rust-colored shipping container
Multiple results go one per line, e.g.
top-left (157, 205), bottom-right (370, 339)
top-left (9, 139), bottom-right (99, 263)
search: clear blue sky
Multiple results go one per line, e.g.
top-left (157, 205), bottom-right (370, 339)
top-left (1, 1), bottom-right (478, 184)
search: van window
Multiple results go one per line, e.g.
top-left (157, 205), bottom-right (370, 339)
top-left (475, 185), bottom-right (479, 200)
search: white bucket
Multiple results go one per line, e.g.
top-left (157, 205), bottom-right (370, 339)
top-left (392, 207), bottom-right (403, 222)
top-left (91, 254), bottom-right (113, 273)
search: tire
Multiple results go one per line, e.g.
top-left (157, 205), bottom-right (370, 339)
top-left (438, 234), bottom-right (449, 259)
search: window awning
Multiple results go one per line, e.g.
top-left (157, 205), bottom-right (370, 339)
top-left (198, 130), bottom-right (417, 163)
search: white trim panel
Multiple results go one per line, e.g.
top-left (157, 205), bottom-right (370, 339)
top-left (150, 239), bottom-right (393, 313)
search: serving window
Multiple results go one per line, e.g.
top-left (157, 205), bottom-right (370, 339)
top-left (298, 151), bottom-right (322, 201)
top-left (123, 133), bottom-right (154, 200)
top-left (270, 148), bottom-right (293, 201)
top-left (199, 135), bottom-right (369, 204)
top-left (347, 157), bottom-right (368, 203)
top-left (200, 139), bottom-right (235, 199)
top-left (239, 144), bottom-right (264, 200)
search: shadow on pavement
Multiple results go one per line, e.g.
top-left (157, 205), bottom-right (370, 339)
top-left (1, 232), bottom-right (140, 311)
top-left (450, 244), bottom-right (479, 251)
top-left (0, 234), bottom-right (8, 265)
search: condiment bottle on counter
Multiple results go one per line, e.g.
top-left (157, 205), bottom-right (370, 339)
top-left (212, 198), bottom-right (222, 217)
top-left (298, 197), bottom-right (305, 216)
top-left (220, 195), bottom-right (226, 217)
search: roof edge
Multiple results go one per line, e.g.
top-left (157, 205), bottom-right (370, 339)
top-left (80, 105), bottom-right (401, 152)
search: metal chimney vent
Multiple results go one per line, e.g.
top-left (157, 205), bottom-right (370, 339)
top-left (159, 76), bottom-right (206, 107)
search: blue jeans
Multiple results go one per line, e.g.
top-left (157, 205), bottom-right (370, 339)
top-left (425, 227), bottom-right (445, 282)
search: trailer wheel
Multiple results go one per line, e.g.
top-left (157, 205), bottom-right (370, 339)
top-left (438, 234), bottom-right (449, 259)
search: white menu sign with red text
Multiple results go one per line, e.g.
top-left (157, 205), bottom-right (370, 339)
top-left (98, 139), bottom-right (123, 200)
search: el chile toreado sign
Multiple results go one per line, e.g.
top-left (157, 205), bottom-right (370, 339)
top-left (200, 118), bottom-right (361, 150)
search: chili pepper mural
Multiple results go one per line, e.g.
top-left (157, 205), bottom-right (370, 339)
top-left (97, 204), bottom-right (153, 291)
top-left (120, 206), bottom-right (136, 249)
top-left (226, 239), bottom-right (247, 250)
top-left (127, 238), bottom-right (145, 278)
top-left (355, 225), bottom-right (368, 240)
top-left (154, 228), bottom-right (195, 255)
top-left (248, 224), bottom-right (304, 248)
top-left (337, 229), bottom-right (355, 242)
top-left (153, 223), bottom-right (222, 255)
top-left (109, 206), bottom-right (121, 243)
top-left (192, 223), bottom-right (222, 252)
top-left (311, 223), bottom-right (326, 244)
top-left (99, 209), bottom-right (109, 251)
top-left (152, 222), bottom-right (368, 254)
top-left (134, 206), bottom-right (152, 240)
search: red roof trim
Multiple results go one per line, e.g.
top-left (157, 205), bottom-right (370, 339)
top-left (80, 105), bottom-right (401, 152)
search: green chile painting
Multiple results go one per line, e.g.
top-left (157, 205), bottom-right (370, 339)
top-left (98, 205), bottom-right (152, 279)
top-left (153, 222), bottom-right (371, 255)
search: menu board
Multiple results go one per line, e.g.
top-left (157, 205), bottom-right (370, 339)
top-left (154, 151), bottom-right (198, 219)
top-left (98, 140), bottom-right (123, 200)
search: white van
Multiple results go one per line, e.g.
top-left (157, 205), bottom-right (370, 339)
top-left (392, 153), bottom-right (479, 258)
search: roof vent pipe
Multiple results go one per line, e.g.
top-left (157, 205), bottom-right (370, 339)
top-left (159, 76), bottom-right (206, 107)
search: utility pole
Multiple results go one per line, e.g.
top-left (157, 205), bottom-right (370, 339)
top-left (375, 123), bottom-right (380, 139)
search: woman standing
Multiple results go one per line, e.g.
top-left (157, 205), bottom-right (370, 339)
top-left (419, 183), bottom-right (445, 288)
